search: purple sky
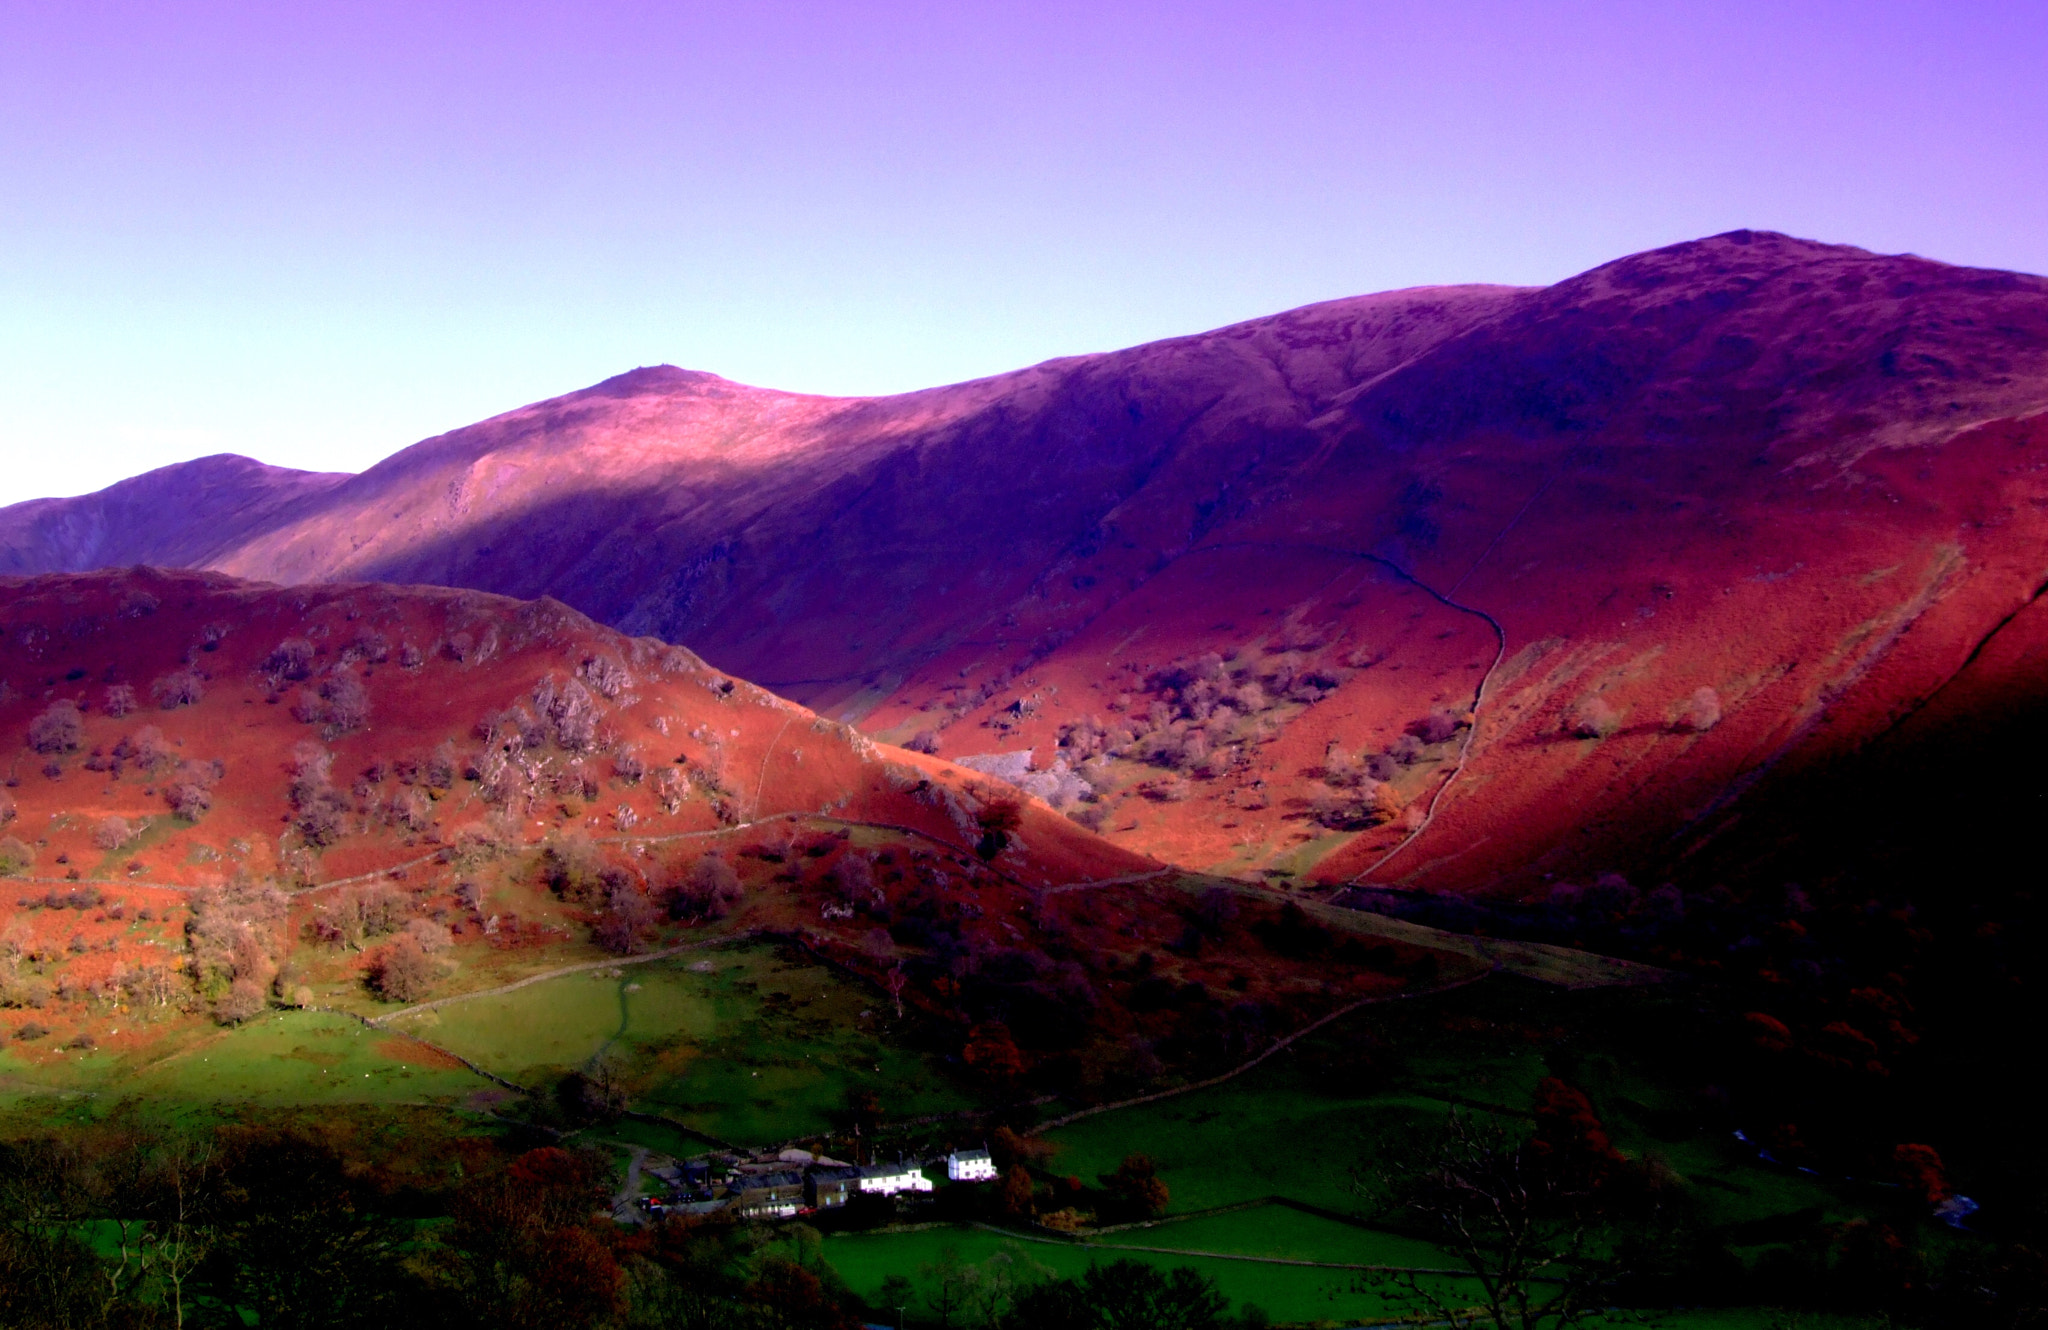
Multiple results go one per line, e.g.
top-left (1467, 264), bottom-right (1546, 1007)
top-left (2, 1), bottom-right (2044, 505)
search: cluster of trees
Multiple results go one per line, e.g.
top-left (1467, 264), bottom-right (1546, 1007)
top-left (5, 1128), bottom-right (1254, 1330)
top-left (301, 882), bottom-right (453, 1001)
top-left (263, 632), bottom-right (375, 736)
top-left (1049, 647), bottom-right (1347, 787)
top-left (878, 1246), bottom-right (1264, 1330)
top-left (185, 882), bottom-right (289, 1023)
top-left (288, 742), bottom-right (352, 846)
top-left (22, 696), bottom-right (222, 822)
top-left (1305, 708), bottom-right (1473, 830)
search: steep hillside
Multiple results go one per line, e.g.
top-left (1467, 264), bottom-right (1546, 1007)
top-left (0, 568), bottom-right (1147, 894)
top-left (3, 569), bottom-right (1478, 1095)
top-left (7, 231), bottom-right (2048, 896)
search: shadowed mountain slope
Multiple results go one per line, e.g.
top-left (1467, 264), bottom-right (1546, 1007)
top-left (7, 231), bottom-right (2048, 895)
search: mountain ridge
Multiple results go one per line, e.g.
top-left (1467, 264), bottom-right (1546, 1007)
top-left (7, 230), bottom-right (2048, 894)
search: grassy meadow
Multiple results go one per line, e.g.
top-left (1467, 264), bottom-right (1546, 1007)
top-left (390, 940), bottom-right (980, 1144)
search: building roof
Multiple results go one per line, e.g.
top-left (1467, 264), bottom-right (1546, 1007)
top-left (733, 1171), bottom-right (804, 1192)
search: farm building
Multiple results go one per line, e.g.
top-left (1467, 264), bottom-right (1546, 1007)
top-left (728, 1171), bottom-right (806, 1220)
top-left (858, 1161), bottom-right (933, 1196)
top-left (805, 1164), bottom-right (865, 1210)
top-left (947, 1148), bottom-right (997, 1182)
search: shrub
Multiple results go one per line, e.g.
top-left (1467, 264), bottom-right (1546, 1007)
top-left (613, 747), bottom-right (646, 784)
top-left (672, 853), bottom-right (740, 920)
top-left (1409, 708), bottom-right (1463, 744)
top-left (1100, 1154), bottom-right (1171, 1219)
top-left (0, 836), bottom-right (33, 876)
top-left (214, 977), bottom-right (267, 1024)
top-left (165, 759), bottom-right (224, 822)
top-left (385, 788), bottom-right (432, 833)
top-left (1323, 746), bottom-right (1366, 788)
top-left (91, 816), bottom-right (135, 850)
top-left (372, 938), bottom-right (437, 1002)
top-left (594, 879), bottom-right (656, 955)
top-left (289, 742), bottom-right (348, 843)
top-left (1680, 685), bottom-right (1722, 733)
top-left (101, 684), bottom-right (137, 718)
top-left (976, 798), bottom-right (1024, 859)
top-left (343, 630), bottom-right (390, 665)
top-left (292, 786), bottom-right (349, 845)
top-left (27, 700), bottom-right (84, 754)
top-left (403, 917), bottom-right (452, 953)
top-left (318, 675), bottom-right (371, 736)
top-left (115, 726), bottom-right (173, 773)
top-left (1311, 779), bottom-right (1400, 830)
top-left (903, 729), bottom-right (941, 755)
top-left (0, 791), bottom-right (14, 825)
top-left (831, 853), bottom-right (875, 905)
top-left (537, 834), bottom-right (607, 901)
top-left (424, 742), bottom-right (457, 791)
top-left (1569, 697), bottom-right (1622, 739)
top-left (262, 638), bottom-right (316, 684)
top-left (150, 670), bottom-right (205, 710)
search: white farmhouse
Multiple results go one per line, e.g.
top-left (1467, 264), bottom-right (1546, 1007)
top-left (947, 1148), bottom-right (997, 1182)
top-left (858, 1161), bottom-right (933, 1196)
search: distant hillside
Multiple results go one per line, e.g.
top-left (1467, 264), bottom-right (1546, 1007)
top-left (6, 231), bottom-right (2048, 896)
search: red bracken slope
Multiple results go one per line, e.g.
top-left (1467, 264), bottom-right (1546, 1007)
top-left (6, 231), bottom-right (2048, 895)
top-left (0, 568), bottom-right (1149, 893)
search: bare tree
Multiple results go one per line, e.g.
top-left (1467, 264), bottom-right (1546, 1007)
top-left (91, 816), bottom-right (136, 851)
top-left (261, 638), bottom-right (316, 685)
top-left (150, 670), bottom-right (205, 710)
top-left (1360, 1110), bottom-right (1633, 1330)
top-left (133, 1135), bottom-right (217, 1330)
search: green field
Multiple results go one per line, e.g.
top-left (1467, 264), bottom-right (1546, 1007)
top-left (818, 1224), bottom-right (1884, 1329)
top-left (1039, 1068), bottom-right (1446, 1217)
top-left (818, 1223), bottom-right (1472, 1327)
top-left (1099, 1202), bottom-right (1449, 1268)
top-left (0, 1008), bottom-right (486, 1109)
top-left (391, 941), bottom-right (980, 1143)
top-left (1, 941), bottom-right (981, 1146)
